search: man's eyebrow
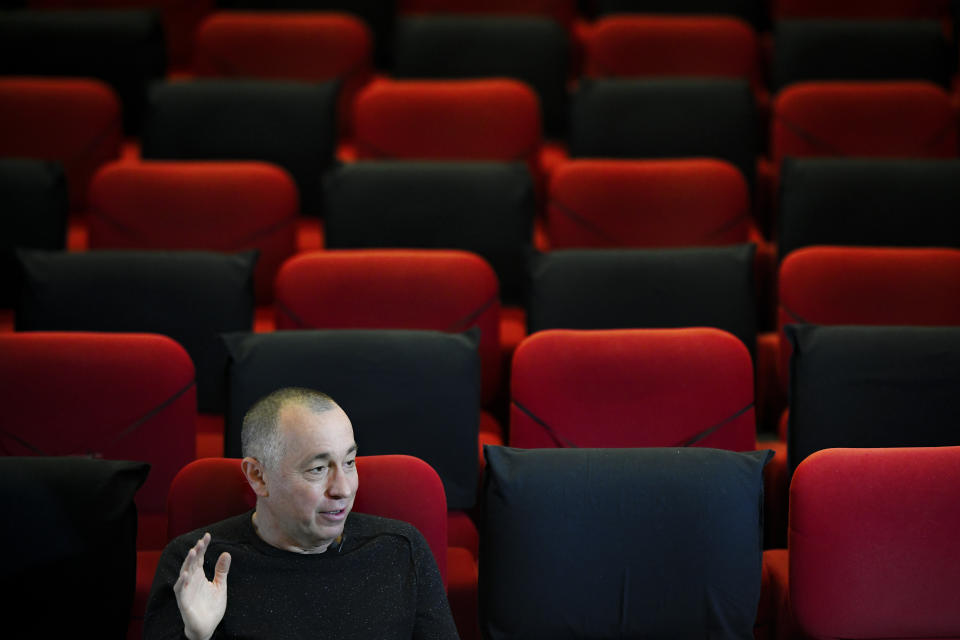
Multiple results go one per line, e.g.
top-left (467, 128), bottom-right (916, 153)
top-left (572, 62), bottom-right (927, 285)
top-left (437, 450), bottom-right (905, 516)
top-left (304, 443), bottom-right (358, 466)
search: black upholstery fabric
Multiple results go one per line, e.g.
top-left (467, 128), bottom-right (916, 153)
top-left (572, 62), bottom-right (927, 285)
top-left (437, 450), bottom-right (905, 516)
top-left (527, 245), bottom-right (757, 355)
top-left (324, 161), bottom-right (535, 305)
top-left (570, 78), bottom-right (758, 188)
top-left (0, 159), bottom-right (67, 308)
top-left (141, 80), bottom-right (338, 215)
top-left (15, 250), bottom-right (256, 413)
top-left (223, 329), bottom-right (481, 509)
top-left (786, 325), bottom-right (960, 475)
top-left (0, 10), bottom-right (166, 134)
top-left (214, 0), bottom-right (395, 69)
top-left (778, 158), bottom-right (960, 260)
top-left (395, 16), bottom-right (568, 137)
top-left (0, 457), bottom-right (148, 638)
top-left (595, 0), bottom-right (765, 30)
top-left (772, 20), bottom-right (951, 91)
top-left (480, 446), bottom-right (772, 639)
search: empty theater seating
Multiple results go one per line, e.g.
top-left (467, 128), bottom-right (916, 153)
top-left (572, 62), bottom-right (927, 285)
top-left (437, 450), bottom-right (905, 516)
top-left (399, 0), bottom-right (577, 26)
top-left (0, 77), bottom-right (122, 210)
top-left (141, 80), bottom-right (338, 215)
top-left (88, 160), bottom-right (298, 305)
top-left (394, 16), bottom-right (569, 137)
top-left (15, 249), bottom-right (256, 414)
top-left (546, 158), bottom-right (759, 248)
top-left (510, 328), bottom-right (757, 451)
top-left (777, 158), bottom-right (960, 259)
top-left (274, 249), bottom-right (503, 408)
top-left (783, 446), bottom-right (960, 639)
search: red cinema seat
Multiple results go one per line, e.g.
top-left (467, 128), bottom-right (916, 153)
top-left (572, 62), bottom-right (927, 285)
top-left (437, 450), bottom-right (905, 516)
top-left (510, 328), bottom-right (756, 451)
top-left (770, 81), bottom-right (957, 165)
top-left (583, 16), bottom-right (761, 93)
top-left (352, 78), bottom-right (542, 179)
top-left (547, 158), bottom-right (760, 248)
top-left (0, 77), bottom-right (122, 210)
top-left (275, 249), bottom-right (503, 409)
top-left (194, 12), bottom-right (373, 136)
top-left (772, 0), bottom-right (954, 21)
top-left (778, 246), bottom-right (960, 393)
top-left (164, 455), bottom-right (478, 638)
top-left (787, 446), bottom-right (960, 639)
top-left (88, 161), bottom-right (298, 305)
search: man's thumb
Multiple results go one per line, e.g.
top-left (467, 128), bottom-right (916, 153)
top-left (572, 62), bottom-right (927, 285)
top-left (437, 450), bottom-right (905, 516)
top-left (214, 552), bottom-right (231, 585)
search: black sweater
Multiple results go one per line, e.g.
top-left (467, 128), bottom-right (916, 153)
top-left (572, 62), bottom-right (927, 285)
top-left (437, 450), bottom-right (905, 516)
top-left (143, 511), bottom-right (460, 639)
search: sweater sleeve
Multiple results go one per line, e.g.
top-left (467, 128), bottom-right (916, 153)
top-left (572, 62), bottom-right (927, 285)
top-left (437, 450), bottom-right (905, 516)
top-left (411, 529), bottom-right (461, 640)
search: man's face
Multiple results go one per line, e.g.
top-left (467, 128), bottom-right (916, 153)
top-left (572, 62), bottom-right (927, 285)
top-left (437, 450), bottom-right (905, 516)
top-left (261, 403), bottom-right (358, 553)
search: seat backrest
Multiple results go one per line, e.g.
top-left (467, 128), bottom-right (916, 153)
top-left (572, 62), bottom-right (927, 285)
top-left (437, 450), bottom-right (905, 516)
top-left (323, 161), bottom-right (534, 305)
top-left (275, 249), bottom-right (501, 405)
top-left (167, 455), bottom-right (449, 584)
top-left (353, 78), bottom-right (542, 167)
top-left (193, 11), bottom-right (373, 135)
top-left (394, 16), bottom-right (568, 137)
top-left (570, 78), bottom-right (758, 188)
top-left (0, 77), bottom-right (122, 210)
top-left (771, 81), bottom-right (957, 164)
top-left (777, 246), bottom-right (960, 385)
top-left (772, 20), bottom-right (951, 91)
top-left (772, 0), bottom-right (953, 20)
top-left (778, 158), bottom-right (960, 259)
top-left (790, 446), bottom-right (960, 639)
top-left (141, 80), bottom-right (338, 215)
top-left (15, 249), bottom-right (256, 414)
top-left (480, 445), bottom-right (772, 637)
top-left (0, 332), bottom-right (196, 550)
top-left (0, 457), bottom-right (149, 637)
top-left (510, 328), bottom-right (756, 450)
top-left (785, 325), bottom-right (960, 474)
top-left (223, 329), bottom-right (481, 510)
top-left (0, 158), bottom-right (67, 308)
top-left (583, 15), bottom-right (760, 91)
top-left (527, 245), bottom-right (758, 354)
top-left (0, 9), bottom-right (166, 133)
top-left (547, 158), bottom-right (752, 248)
top-left (399, 0), bottom-right (577, 28)
top-left (89, 160), bottom-right (298, 305)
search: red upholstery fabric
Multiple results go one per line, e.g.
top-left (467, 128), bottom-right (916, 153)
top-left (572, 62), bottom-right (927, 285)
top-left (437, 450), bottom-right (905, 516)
top-left (88, 160), bottom-right (298, 304)
top-left (0, 331), bottom-right (196, 550)
top-left (772, 0), bottom-right (953, 20)
top-left (353, 78), bottom-right (541, 165)
top-left (399, 0), bottom-right (576, 27)
top-left (777, 247), bottom-right (960, 387)
top-left (275, 249), bottom-right (502, 406)
top-left (193, 12), bottom-right (372, 135)
top-left (29, 0), bottom-right (214, 70)
top-left (583, 15), bottom-right (761, 91)
top-left (789, 446), bottom-right (960, 639)
top-left (0, 77), bottom-right (122, 209)
top-left (166, 455), bottom-right (449, 585)
top-left (771, 81), bottom-right (957, 165)
top-left (547, 158), bottom-right (754, 248)
top-left (510, 328), bottom-right (756, 451)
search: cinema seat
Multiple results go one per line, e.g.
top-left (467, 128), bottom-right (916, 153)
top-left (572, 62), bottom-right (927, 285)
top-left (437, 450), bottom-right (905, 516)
top-left (594, 0), bottom-right (765, 28)
top-left (141, 80), bottom-right (338, 215)
top-left (786, 446), bottom-right (960, 639)
top-left (399, 0), bottom-right (576, 27)
top-left (275, 249), bottom-right (503, 408)
top-left (89, 161), bottom-right (298, 305)
top-left (0, 77), bottom-right (122, 210)
top-left (511, 328), bottom-right (756, 451)
top-left (193, 12), bottom-right (373, 136)
top-left (772, 0), bottom-right (953, 21)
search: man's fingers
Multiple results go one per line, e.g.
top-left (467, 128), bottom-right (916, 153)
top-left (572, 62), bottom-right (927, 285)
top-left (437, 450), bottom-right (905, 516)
top-left (213, 552), bottom-right (231, 586)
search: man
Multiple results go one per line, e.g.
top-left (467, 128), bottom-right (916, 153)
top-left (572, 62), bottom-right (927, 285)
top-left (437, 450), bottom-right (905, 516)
top-left (144, 387), bottom-right (459, 639)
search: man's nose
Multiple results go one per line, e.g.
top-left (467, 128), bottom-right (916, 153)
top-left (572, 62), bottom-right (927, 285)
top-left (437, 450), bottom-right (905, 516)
top-left (327, 465), bottom-right (354, 498)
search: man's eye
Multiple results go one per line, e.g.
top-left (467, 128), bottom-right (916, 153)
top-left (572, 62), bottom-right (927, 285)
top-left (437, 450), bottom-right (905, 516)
top-left (345, 458), bottom-right (356, 468)
top-left (309, 466), bottom-right (327, 473)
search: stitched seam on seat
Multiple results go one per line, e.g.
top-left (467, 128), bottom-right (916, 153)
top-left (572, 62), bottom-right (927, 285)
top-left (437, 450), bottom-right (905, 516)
top-left (445, 294), bottom-right (498, 332)
top-left (679, 401), bottom-right (754, 446)
top-left (511, 399), bottom-right (578, 448)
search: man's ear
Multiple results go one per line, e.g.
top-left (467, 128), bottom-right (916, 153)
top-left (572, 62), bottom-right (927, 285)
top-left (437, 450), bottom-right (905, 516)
top-left (242, 457), bottom-right (269, 498)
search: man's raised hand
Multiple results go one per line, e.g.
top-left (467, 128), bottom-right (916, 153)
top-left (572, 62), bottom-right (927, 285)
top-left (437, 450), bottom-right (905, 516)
top-left (173, 533), bottom-right (231, 640)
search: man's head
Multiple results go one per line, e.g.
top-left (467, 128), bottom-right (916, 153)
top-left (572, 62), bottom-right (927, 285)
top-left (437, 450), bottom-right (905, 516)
top-left (240, 388), bottom-right (358, 554)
